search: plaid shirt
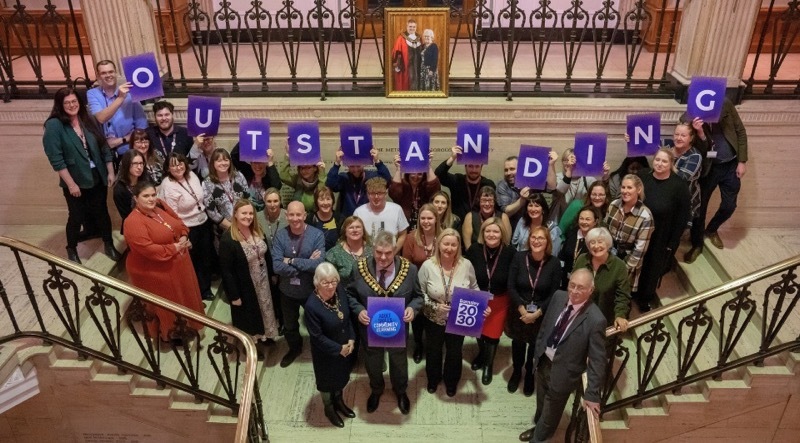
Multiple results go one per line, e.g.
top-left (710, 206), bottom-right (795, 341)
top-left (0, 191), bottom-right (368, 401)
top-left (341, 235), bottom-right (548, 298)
top-left (605, 199), bottom-right (653, 291)
top-left (675, 147), bottom-right (702, 218)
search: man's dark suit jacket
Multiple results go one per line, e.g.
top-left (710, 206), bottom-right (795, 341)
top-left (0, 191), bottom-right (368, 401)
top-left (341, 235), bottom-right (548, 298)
top-left (534, 290), bottom-right (607, 403)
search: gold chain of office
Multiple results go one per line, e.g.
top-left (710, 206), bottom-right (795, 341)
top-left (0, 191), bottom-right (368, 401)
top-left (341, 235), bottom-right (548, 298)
top-left (357, 256), bottom-right (411, 296)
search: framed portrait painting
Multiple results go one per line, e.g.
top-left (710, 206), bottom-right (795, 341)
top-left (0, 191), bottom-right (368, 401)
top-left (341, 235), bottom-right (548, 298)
top-left (385, 8), bottom-right (449, 98)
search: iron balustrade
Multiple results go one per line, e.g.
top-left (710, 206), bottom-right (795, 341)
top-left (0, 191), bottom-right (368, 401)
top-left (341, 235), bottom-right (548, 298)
top-left (0, 236), bottom-right (267, 443)
top-left (566, 253), bottom-right (800, 441)
top-left (0, 0), bottom-right (797, 101)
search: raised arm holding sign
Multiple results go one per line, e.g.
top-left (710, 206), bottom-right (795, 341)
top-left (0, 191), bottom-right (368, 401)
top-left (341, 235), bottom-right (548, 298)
top-left (121, 52), bottom-right (163, 102)
top-left (186, 95), bottom-right (222, 137)
top-left (686, 76), bottom-right (727, 123)
top-left (515, 145), bottom-right (551, 191)
top-left (238, 119), bottom-right (270, 162)
top-left (398, 128), bottom-right (430, 173)
top-left (340, 123), bottom-right (373, 166)
top-left (627, 113), bottom-right (661, 156)
top-left (456, 121), bottom-right (490, 165)
top-left (573, 133), bottom-right (607, 177)
top-left (287, 121), bottom-right (322, 166)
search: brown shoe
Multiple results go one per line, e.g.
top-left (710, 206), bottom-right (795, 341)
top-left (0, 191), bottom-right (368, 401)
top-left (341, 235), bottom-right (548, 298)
top-left (519, 426), bottom-right (535, 442)
top-left (707, 232), bottom-right (724, 249)
top-left (684, 247), bottom-right (702, 264)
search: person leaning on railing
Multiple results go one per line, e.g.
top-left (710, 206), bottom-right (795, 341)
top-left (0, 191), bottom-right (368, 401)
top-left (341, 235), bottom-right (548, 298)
top-left (123, 181), bottom-right (205, 345)
top-left (43, 87), bottom-right (121, 264)
top-left (304, 262), bottom-right (356, 428)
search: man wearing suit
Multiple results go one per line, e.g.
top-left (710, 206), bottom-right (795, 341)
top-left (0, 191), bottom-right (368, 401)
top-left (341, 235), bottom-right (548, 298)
top-left (347, 230), bottom-right (422, 415)
top-left (519, 268), bottom-right (607, 443)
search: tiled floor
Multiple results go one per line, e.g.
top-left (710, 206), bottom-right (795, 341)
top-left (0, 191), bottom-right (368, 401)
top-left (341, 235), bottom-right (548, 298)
top-left (2, 224), bottom-right (799, 441)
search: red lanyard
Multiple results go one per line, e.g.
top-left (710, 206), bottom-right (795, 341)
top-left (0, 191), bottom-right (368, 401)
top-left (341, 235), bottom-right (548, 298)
top-left (176, 179), bottom-right (202, 211)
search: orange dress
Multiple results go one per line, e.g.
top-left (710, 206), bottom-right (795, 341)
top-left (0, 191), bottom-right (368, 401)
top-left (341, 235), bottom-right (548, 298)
top-left (124, 201), bottom-right (205, 341)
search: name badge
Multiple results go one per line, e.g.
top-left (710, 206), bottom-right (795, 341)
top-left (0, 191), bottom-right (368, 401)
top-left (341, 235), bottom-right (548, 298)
top-left (706, 150), bottom-right (718, 159)
top-left (89, 160), bottom-right (96, 169)
top-left (290, 277), bottom-right (301, 286)
top-left (526, 302), bottom-right (538, 313)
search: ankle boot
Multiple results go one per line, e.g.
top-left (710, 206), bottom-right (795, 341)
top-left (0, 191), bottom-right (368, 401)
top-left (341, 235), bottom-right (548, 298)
top-left (507, 368), bottom-right (521, 393)
top-left (332, 390), bottom-right (355, 418)
top-left (104, 241), bottom-right (121, 261)
top-left (471, 338), bottom-right (485, 371)
top-left (481, 342), bottom-right (497, 385)
top-left (321, 392), bottom-right (344, 428)
top-left (523, 370), bottom-right (535, 397)
top-left (66, 247), bottom-right (81, 264)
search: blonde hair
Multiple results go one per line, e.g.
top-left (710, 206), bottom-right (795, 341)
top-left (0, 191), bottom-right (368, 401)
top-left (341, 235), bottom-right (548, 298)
top-left (229, 199), bottom-right (264, 242)
top-left (433, 228), bottom-right (463, 265)
top-left (414, 203), bottom-right (441, 247)
top-left (621, 174), bottom-right (645, 201)
top-left (477, 216), bottom-right (511, 246)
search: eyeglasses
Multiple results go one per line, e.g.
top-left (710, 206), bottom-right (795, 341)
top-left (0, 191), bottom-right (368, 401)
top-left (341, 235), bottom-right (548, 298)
top-left (63, 100), bottom-right (79, 106)
top-left (590, 193), bottom-right (606, 198)
top-left (131, 161), bottom-right (144, 166)
top-left (567, 283), bottom-right (590, 292)
top-left (319, 280), bottom-right (339, 287)
top-left (133, 140), bottom-right (149, 145)
top-left (530, 236), bottom-right (547, 242)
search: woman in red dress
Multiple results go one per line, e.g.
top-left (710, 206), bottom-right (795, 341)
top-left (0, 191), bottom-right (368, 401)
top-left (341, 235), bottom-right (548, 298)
top-left (124, 181), bottom-right (205, 344)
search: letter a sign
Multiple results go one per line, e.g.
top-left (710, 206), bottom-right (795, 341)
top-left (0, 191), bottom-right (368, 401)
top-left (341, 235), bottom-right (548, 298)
top-left (399, 128), bottom-right (430, 173)
top-left (121, 52), bottom-right (163, 102)
top-left (186, 95), bottom-right (222, 136)
top-left (687, 76), bottom-right (727, 123)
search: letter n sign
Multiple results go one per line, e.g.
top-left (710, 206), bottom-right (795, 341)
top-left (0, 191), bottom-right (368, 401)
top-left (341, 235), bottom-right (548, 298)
top-left (456, 121), bottom-right (489, 165)
top-left (121, 52), bottom-right (163, 101)
top-left (687, 76), bottom-right (727, 123)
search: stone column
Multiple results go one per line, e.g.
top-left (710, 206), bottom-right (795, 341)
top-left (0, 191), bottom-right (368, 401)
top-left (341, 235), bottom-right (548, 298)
top-left (81, 0), bottom-right (165, 77)
top-left (670, 0), bottom-right (761, 89)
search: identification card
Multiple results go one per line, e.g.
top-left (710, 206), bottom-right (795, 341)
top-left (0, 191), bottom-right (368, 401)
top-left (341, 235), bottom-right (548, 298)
top-left (526, 302), bottom-right (538, 313)
top-left (706, 150), bottom-right (717, 159)
top-left (89, 160), bottom-right (96, 168)
top-left (290, 277), bottom-right (301, 286)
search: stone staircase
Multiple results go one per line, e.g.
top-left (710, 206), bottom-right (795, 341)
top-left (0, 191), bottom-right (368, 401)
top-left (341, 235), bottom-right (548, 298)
top-left (598, 233), bottom-right (800, 442)
top-left (0, 230), bottom-right (245, 442)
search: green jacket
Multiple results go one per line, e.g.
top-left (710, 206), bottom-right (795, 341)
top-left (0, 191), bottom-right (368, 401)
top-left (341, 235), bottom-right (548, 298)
top-left (715, 99), bottom-right (748, 162)
top-left (43, 118), bottom-right (113, 189)
top-left (573, 252), bottom-right (631, 326)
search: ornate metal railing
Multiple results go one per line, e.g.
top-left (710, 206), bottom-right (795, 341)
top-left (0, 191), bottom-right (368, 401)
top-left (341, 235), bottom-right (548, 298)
top-left (0, 236), bottom-right (266, 443)
top-left (744, 0), bottom-right (800, 98)
top-left (567, 253), bottom-right (800, 441)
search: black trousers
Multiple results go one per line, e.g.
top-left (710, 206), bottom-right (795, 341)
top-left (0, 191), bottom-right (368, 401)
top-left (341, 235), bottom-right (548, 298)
top-left (425, 321), bottom-right (465, 390)
top-left (62, 176), bottom-right (112, 249)
top-left (691, 159), bottom-right (741, 247)
top-left (511, 339), bottom-right (536, 373)
top-left (360, 329), bottom-right (409, 395)
top-left (532, 357), bottom-right (572, 443)
top-left (281, 294), bottom-right (307, 351)
top-left (188, 219), bottom-right (215, 297)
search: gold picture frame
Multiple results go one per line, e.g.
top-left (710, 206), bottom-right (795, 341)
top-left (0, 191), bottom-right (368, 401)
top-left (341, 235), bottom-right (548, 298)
top-left (385, 8), bottom-right (449, 98)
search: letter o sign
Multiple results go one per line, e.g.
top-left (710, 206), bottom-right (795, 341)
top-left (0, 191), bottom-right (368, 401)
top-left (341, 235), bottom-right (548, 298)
top-left (132, 67), bottom-right (154, 88)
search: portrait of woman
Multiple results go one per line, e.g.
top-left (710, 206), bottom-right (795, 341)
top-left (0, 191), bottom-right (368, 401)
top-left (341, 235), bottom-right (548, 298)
top-left (419, 28), bottom-right (440, 91)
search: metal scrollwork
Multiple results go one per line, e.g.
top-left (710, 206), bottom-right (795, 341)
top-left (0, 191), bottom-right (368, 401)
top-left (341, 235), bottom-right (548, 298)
top-left (244, 0), bottom-right (273, 91)
top-left (42, 264), bottom-right (82, 347)
top-left (717, 285), bottom-right (756, 372)
top-left (528, 0), bottom-right (556, 92)
top-left (674, 302), bottom-right (712, 391)
top-left (85, 281), bottom-right (122, 363)
top-left (207, 331), bottom-right (241, 403)
top-left (760, 266), bottom-right (799, 352)
top-left (125, 298), bottom-right (163, 384)
top-left (634, 318), bottom-right (670, 404)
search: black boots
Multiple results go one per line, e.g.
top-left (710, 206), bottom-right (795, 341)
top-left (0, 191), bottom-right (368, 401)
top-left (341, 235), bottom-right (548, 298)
top-left (481, 341), bottom-right (498, 385)
top-left (471, 338), bottom-right (486, 370)
top-left (507, 368), bottom-right (522, 393)
top-left (332, 390), bottom-right (355, 418)
top-left (104, 241), bottom-right (121, 261)
top-left (322, 391), bottom-right (354, 428)
top-left (66, 247), bottom-right (81, 264)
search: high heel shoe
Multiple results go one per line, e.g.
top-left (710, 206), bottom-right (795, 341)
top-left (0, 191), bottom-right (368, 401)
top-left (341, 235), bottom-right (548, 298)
top-left (66, 247), bottom-right (81, 264)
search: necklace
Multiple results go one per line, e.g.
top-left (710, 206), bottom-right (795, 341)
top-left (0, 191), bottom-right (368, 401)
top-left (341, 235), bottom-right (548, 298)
top-left (315, 291), bottom-right (344, 320)
top-left (438, 259), bottom-right (459, 305)
top-left (243, 232), bottom-right (265, 268)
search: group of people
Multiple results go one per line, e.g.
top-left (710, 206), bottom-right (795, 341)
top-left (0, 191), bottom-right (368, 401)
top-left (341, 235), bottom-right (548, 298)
top-left (43, 59), bottom-right (748, 441)
top-left (392, 19), bottom-right (440, 91)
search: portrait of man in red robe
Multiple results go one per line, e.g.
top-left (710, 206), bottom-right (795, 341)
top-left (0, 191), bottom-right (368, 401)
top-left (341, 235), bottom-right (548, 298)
top-left (392, 19), bottom-right (422, 91)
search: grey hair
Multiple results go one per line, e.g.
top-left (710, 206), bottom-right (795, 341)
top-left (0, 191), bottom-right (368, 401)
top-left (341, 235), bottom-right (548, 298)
top-left (423, 28), bottom-right (434, 38)
top-left (373, 230), bottom-right (396, 249)
top-left (313, 262), bottom-right (340, 287)
top-left (585, 227), bottom-right (613, 249)
top-left (570, 268), bottom-right (595, 290)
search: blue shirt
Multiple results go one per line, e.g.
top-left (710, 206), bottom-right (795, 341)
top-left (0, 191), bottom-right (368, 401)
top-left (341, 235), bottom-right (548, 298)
top-left (86, 86), bottom-right (147, 155)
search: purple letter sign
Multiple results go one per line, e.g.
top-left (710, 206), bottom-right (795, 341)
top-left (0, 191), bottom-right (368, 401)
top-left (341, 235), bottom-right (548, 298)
top-left (121, 52), bottom-right (163, 102)
top-left (627, 113), bottom-right (661, 156)
top-left (288, 121), bottom-right (321, 166)
top-left (340, 123), bottom-right (373, 166)
top-left (238, 119), bottom-right (270, 163)
top-left (515, 145), bottom-right (551, 190)
top-left (573, 132), bottom-right (607, 177)
top-left (456, 121), bottom-right (490, 165)
top-left (186, 95), bottom-right (222, 137)
top-left (446, 287), bottom-right (491, 337)
top-left (367, 297), bottom-right (406, 348)
top-left (399, 128), bottom-right (430, 174)
top-left (687, 76), bottom-right (727, 123)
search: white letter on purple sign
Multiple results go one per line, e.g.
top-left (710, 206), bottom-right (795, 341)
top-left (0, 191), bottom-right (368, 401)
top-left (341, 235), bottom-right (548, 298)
top-left (405, 142), bottom-right (424, 161)
top-left (247, 130), bottom-right (262, 150)
top-left (462, 134), bottom-right (482, 154)
top-left (131, 67), bottom-right (154, 88)
top-left (586, 144), bottom-right (594, 164)
top-left (523, 158), bottom-right (542, 177)
top-left (696, 90), bottom-right (716, 112)
top-left (296, 134), bottom-right (312, 154)
top-left (348, 136), bottom-right (365, 155)
top-left (634, 125), bottom-right (654, 145)
top-left (195, 109), bottom-right (213, 128)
